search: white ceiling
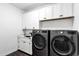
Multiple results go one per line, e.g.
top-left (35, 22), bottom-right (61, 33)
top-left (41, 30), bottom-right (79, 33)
top-left (11, 3), bottom-right (54, 12)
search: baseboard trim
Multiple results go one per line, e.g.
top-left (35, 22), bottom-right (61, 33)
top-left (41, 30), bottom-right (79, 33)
top-left (18, 49), bottom-right (32, 56)
top-left (5, 49), bottom-right (18, 56)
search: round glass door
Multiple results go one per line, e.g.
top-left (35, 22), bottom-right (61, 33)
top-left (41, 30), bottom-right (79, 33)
top-left (33, 34), bottom-right (46, 50)
top-left (51, 35), bottom-right (75, 56)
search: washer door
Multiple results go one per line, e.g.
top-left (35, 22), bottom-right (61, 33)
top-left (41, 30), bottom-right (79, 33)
top-left (33, 34), bottom-right (46, 50)
top-left (51, 35), bottom-right (75, 56)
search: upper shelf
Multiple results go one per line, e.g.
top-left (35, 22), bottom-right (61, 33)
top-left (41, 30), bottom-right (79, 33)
top-left (40, 16), bottom-right (74, 22)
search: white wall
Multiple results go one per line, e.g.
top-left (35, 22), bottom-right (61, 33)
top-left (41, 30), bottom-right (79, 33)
top-left (0, 3), bottom-right (23, 55)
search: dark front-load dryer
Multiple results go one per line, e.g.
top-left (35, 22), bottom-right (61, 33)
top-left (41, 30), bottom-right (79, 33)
top-left (32, 30), bottom-right (49, 56)
top-left (50, 30), bottom-right (78, 56)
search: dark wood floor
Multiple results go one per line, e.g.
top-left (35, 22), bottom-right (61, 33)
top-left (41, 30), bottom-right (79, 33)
top-left (7, 50), bottom-right (30, 56)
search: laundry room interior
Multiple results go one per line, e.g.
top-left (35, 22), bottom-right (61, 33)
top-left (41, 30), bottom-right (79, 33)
top-left (0, 3), bottom-right (79, 56)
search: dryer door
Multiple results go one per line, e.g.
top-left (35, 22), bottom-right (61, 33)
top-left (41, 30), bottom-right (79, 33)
top-left (33, 34), bottom-right (46, 50)
top-left (51, 35), bottom-right (75, 56)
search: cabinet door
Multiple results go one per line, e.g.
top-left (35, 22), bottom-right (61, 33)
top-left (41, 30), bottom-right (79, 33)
top-left (53, 3), bottom-right (73, 18)
top-left (39, 6), bottom-right (54, 20)
top-left (29, 42), bottom-right (32, 55)
top-left (24, 38), bottom-right (32, 55)
top-left (39, 7), bottom-right (46, 20)
top-left (23, 41), bottom-right (30, 54)
top-left (18, 39), bottom-right (26, 51)
top-left (45, 6), bottom-right (54, 19)
top-left (23, 10), bottom-right (39, 29)
top-left (53, 4), bottom-right (61, 18)
top-left (60, 3), bottom-right (73, 17)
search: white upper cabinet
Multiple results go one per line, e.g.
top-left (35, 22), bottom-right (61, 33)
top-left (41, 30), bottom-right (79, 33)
top-left (53, 4), bottom-right (61, 18)
top-left (39, 3), bottom-right (73, 20)
top-left (60, 3), bottom-right (73, 17)
top-left (23, 10), bottom-right (39, 29)
top-left (45, 6), bottom-right (54, 19)
top-left (23, 3), bottom-right (73, 29)
top-left (73, 4), bottom-right (79, 30)
top-left (53, 3), bottom-right (73, 18)
top-left (38, 7), bottom-right (46, 20)
top-left (38, 5), bottom-right (54, 20)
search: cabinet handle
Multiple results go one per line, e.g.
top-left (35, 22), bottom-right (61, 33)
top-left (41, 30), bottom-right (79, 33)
top-left (29, 43), bottom-right (32, 44)
top-left (23, 41), bottom-right (26, 43)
